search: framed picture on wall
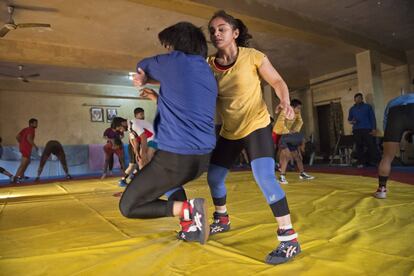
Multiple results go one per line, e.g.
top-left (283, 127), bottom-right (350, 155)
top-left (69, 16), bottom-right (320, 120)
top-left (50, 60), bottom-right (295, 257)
top-left (106, 108), bottom-right (117, 123)
top-left (90, 107), bottom-right (104, 122)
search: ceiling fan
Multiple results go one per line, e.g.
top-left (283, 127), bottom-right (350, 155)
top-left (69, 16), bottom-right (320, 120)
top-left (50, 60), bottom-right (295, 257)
top-left (0, 5), bottom-right (52, 38)
top-left (0, 65), bottom-right (40, 82)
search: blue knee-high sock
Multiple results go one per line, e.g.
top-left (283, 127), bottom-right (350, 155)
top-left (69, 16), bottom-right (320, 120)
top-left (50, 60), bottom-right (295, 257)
top-left (251, 157), bottom-right (285, 204)
top-left (207, 164), bottom-right (229, 200)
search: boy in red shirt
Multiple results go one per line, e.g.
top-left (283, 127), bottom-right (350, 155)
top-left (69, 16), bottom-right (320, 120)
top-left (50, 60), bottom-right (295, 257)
top-left (14, 118), bottom-right (38, 183)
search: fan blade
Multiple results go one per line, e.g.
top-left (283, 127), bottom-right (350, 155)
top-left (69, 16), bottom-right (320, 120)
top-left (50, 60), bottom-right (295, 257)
top-left (0, 26), bottom-right (11, 37)
top-left (25, 73), bottom-right (40, 78)
top-left (0, 72), bottom-right (17, 78)
top-left (22, 78), bottom-right (29, 83)
top-left (17, 23), bottom-right (51, 29)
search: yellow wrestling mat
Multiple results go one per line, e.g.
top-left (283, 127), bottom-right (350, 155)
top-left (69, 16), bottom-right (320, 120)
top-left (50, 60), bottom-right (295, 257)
top-left (0, 172), bottom-right (413, 275)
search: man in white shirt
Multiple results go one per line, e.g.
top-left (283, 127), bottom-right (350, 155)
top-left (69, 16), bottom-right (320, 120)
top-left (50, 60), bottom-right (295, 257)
top-left (119, 108), bottom-right (149, 186)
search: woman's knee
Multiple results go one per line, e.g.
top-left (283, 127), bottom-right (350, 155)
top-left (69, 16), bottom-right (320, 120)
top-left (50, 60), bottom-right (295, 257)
top-left (381, 153), bottom-right (395, 164)
top-left (119, 198), bottom-right (133, 218)
top-left (280, 149), bottom-right (290, 158)
top-left (119, 195), bottom-right (141, 218)
top-left (207, 165), bottom-right (227, 184)
top-left (207, 164), bottom-right (228, 198)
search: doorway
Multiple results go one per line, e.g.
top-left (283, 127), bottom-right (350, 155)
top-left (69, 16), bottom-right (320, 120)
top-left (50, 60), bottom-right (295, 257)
top-left (317, 104), bottom-right (331, 159)
top-left (316, 102), bottom-right (345, 161)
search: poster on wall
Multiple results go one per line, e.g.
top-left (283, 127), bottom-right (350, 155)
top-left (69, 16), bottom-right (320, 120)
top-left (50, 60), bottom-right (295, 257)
top-left (90, 107), bottom-right (104, 122)
top-left (106, 108), bottom-right (117, 123)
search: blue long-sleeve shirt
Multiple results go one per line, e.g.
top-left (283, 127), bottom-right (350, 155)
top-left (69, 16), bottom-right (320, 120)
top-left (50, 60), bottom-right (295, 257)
top-left (348, 102), bottom-right (376, 131)
top-left (383, 93), bottom-right (414, 130)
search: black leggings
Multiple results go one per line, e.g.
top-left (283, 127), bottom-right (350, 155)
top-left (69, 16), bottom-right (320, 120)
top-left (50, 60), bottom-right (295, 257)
top-left (119, 150), bottom-right (210, 218)
top-left (210, 124), bottom-right (275, 168)
top-left (209, 124), bottom-right (290, 217)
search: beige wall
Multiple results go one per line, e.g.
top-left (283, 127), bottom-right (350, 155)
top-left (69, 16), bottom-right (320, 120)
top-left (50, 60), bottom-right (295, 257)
top-left (381, 65), bottom-right (411, 103)
top-left (310, 70), bottom-right (358, 136)
top-left (300, 64), bottom-right (410, 137)
top-left (2, 63), bottom-right (409, 147)
top-left (0, 80), bottom-right (156, 146)
top-left (262, 64), bottom-right (410, 147)
top-left (407, 49), bottom-right (414, 91)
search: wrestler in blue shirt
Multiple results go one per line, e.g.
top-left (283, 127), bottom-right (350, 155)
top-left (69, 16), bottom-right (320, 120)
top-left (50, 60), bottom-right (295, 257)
top-left (383, 93), bottom-right (414, 130)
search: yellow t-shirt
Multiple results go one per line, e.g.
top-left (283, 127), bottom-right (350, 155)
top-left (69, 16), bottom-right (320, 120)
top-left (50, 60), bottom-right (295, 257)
top-left (273, 111), bottom-right (303, 134)
top-left (208, 47), bottom-right (270, 140)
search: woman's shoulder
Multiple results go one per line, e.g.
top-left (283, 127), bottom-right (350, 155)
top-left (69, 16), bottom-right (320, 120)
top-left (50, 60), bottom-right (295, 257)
top-left (238, 47), bottom-right (266, 66)
top-left (239, 47), bottom-right (264, 56)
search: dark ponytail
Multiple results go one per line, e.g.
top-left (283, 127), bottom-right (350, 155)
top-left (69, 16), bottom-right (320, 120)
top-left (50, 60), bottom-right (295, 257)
top-left (209, 10), bottom-right (252, 47)
top-left (234, 18), bottom-right (252, 47)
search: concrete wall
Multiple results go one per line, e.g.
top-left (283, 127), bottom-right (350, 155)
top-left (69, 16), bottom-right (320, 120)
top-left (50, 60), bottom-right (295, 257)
top-left (309, 70), bottom-right (358, 136)
top-left (407, 49), bottom-right (414, 91)
top-left (288, 64), bottom-right (410, 139)
top-left (2, 63), bottom-right (409, 147)
top-left (259, 64), bottom-right (410, 150)
top-left (0, 79), bottom-right (157, 146)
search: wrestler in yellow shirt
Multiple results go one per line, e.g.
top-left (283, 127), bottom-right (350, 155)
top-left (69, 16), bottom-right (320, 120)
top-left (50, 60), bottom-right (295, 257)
top-left (208, 47), bottom-right (270, 139)
top-left (273, 110), bottom-right (303, 135)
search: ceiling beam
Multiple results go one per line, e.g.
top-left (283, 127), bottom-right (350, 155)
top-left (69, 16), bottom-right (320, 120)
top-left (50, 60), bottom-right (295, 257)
top-left (0, 40), bottom-right (143, 71)
top-left (0, 78), bottom-right (138, 98)
top-left (128, 0), bottom-right (405, 65)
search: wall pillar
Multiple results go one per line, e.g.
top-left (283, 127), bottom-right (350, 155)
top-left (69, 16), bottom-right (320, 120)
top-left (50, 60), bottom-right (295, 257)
top-left (301, 88), bottom-right (315, 138)
top-left (406, 49), bottom-right (414, 91)
top-left (356, 50), bottom-right (385, 131)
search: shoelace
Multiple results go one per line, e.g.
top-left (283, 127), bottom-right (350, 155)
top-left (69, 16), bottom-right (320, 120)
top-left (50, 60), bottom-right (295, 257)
top-left (193, 212), bottom-right (203, 231)
top-left (272, 242), bottom-right (297, 257)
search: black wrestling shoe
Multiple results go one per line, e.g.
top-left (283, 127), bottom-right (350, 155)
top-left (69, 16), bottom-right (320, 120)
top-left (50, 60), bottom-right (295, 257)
top-left (265, 228), bottom-right (301, 265)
